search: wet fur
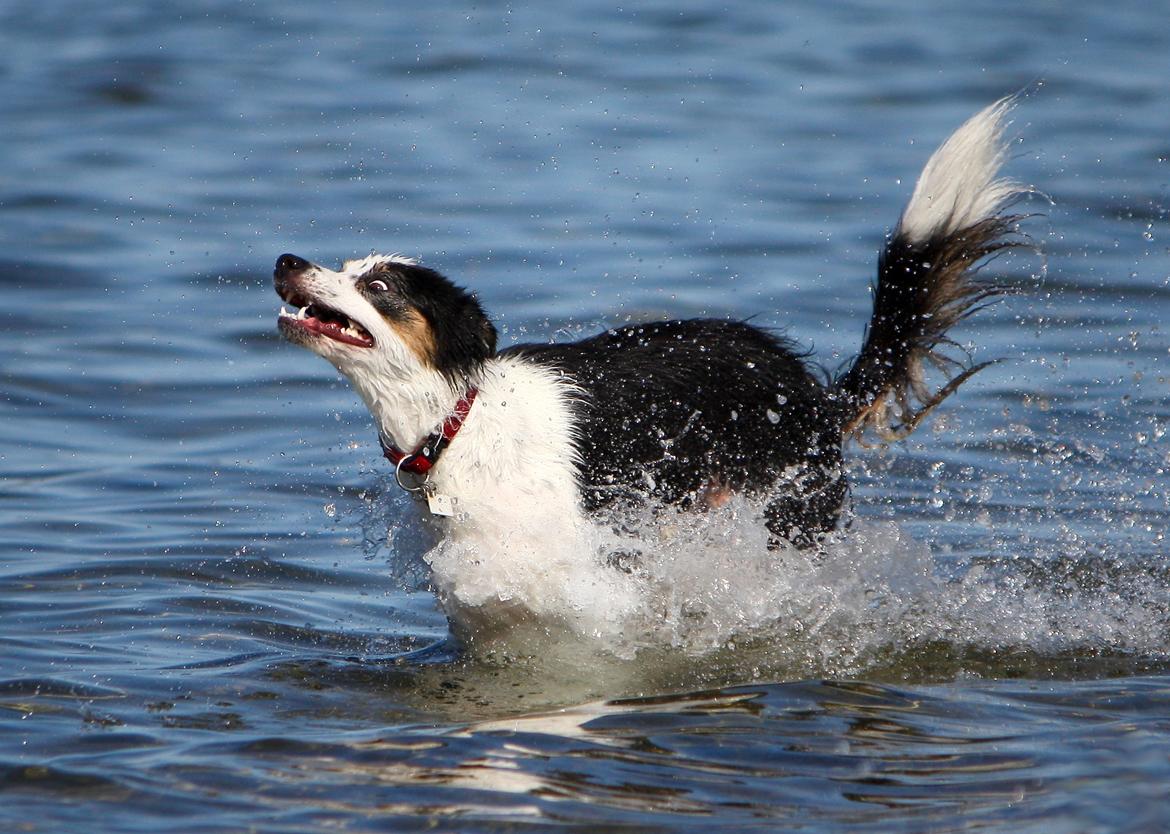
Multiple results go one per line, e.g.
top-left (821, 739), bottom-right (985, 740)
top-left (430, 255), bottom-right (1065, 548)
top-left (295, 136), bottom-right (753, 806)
top-left (275, 97), bottom-right (1028, 565)
top-left (508, 321), bottom-right (848, 546)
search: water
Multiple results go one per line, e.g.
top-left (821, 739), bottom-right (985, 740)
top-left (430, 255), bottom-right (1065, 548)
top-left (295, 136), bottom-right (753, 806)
top-left (3, 1), bottom-right (1170, 831)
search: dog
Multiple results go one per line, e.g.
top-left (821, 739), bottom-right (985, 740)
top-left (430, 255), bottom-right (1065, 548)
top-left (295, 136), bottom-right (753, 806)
top-left (274, 97), bottom-right (1026, 622)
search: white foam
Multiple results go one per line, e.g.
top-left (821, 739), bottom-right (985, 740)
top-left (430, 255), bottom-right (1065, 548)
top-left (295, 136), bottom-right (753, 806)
top-left (416, 493), bottom-right (1170, 676)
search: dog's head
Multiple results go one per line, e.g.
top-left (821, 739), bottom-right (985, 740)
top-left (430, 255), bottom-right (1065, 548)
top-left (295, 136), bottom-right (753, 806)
top-left (274, 253), bottom-right (497, 386)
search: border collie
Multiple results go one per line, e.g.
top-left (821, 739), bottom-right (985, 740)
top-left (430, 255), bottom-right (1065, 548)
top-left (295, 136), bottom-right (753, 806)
top-left (275, 97), bottom-right (1026, 576)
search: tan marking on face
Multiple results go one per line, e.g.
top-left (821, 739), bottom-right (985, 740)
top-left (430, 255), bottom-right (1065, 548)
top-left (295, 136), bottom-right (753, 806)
top-left (390, 308), bottom-right (437, 367)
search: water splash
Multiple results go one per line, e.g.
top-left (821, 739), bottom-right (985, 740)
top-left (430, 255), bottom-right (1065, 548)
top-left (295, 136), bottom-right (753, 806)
top-left (414, 494), bottom-right (1170, 680)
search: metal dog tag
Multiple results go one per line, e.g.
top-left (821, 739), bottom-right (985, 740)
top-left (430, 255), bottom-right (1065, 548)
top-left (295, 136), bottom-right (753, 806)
top-left (426, 490), bottom-right (456, 517)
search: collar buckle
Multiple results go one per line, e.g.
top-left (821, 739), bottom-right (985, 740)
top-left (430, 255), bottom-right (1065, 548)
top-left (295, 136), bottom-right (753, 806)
top-left (381, 387), bottom-right (479, 490)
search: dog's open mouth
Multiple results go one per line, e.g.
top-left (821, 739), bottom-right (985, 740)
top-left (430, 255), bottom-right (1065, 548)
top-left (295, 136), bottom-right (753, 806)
top-left (277, 297), bottom-right (374, 348)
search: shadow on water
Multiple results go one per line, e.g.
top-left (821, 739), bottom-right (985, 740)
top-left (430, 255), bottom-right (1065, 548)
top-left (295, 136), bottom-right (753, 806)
top-left (272, 631), bottom-right (1170, 726)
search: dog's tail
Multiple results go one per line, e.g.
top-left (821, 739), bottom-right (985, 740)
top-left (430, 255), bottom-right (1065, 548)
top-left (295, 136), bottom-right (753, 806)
top-left (835, 96), bottom-right (1029, 441)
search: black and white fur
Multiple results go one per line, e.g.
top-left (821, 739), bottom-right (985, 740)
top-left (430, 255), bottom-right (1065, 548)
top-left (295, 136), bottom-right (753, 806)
top-left (275, 98), bottom-right (1026, 592)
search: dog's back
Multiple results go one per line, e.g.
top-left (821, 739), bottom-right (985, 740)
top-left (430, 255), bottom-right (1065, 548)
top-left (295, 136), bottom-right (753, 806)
top-left (508, 319), bottom-right (847, 545)
top-left (503, 97), bottom-right (1026, 546)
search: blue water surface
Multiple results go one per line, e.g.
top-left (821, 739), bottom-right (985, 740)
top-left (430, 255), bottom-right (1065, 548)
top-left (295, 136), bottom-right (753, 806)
top-left (3, 2), bottom-right (1170, 832)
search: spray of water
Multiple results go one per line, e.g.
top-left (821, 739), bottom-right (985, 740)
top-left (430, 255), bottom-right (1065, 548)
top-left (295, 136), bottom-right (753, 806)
top-left (417, 493), bottom-right (1170, 680)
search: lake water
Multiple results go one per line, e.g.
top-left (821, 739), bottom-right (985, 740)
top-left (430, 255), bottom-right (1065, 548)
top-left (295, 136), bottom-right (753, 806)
top-left (3, 2), bottom-right (1170, 831)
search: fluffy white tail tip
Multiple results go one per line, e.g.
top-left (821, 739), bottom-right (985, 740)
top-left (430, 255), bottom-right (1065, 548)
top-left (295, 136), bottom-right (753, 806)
top-left (898, 96), bottom-right (1021, 244)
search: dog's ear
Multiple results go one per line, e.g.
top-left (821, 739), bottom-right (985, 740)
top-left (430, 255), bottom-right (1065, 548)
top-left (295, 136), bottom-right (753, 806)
top-left (423, 283), bottom-right (497, 382)
top-left (442, 292), bottom-right (495, 370)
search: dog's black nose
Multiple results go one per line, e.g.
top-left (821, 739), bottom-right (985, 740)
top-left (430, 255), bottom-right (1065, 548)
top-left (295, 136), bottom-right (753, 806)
top-left (275, 253), bottom-right (310, 278)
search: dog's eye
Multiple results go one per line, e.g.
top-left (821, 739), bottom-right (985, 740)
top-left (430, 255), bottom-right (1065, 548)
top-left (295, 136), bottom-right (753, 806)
top-left (367, 279), bottom-right (389, 293)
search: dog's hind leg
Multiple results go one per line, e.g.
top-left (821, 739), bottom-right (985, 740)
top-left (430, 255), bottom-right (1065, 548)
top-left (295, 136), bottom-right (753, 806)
top-left (762, 457), bottom-right (848, 550)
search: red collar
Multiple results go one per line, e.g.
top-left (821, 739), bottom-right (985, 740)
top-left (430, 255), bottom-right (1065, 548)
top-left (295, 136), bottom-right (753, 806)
top-left (379, 388), bottom-right (478, 476)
